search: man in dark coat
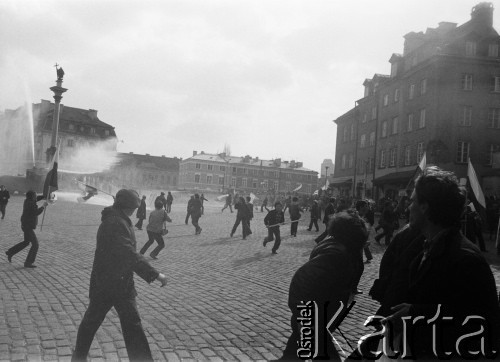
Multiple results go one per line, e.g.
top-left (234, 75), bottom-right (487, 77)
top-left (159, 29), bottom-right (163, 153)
top-left (307, 199), bottom-right (320, 232)
top-left (134, 195), bottom-right (147, 230)
top-left (263, 202), bottom-right (285, 254)
top-left (190, 193), bottom-right (203, 235)
top-left (246, 196), bottom-right (254, 234)
top-left (5, 190), bottom-right (47, 267)
top-left (288, 197), bottom-right (302, 237)
top-left (380, 167), bottom-right (500, 360)
top-left (314, 197), bottom-right (336, 243)
top-left (72, 189), bottom-right (167, 362)
top-left (374, 201), bottom-right (397, 245)
top-left (0, 185), bottom-right (10, 219)
top-left (155, 192), bottom-right (167, 210)
top-left (230, 197), bottom-right (251, 239)
top-left (279, 210), bottom-right (368, 360)
top-left (222, 193), bottom-right (233, 213)
top-left (166, 191), bottom-right (173, 213)
top-left (185, 195), bottom-right (194, 225)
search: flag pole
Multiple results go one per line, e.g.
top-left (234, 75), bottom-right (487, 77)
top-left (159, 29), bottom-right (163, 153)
top-left (40, 186), bottom-right (50, 231)
top-left (495, 213), bottom-right (500, 253)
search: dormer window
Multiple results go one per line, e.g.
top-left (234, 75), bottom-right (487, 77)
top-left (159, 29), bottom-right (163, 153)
top-left (488, 44), bottom-right (499, 57)
top-left (465, 41), bottom-right (477, 56)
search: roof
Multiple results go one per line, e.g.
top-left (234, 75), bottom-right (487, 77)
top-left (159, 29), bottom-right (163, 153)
top-left (185, 152), bottom-right (317, 173)
top-left (44, 105), bottom-right (114, 129)
top-left (115, 152), bottom-right (180, 171)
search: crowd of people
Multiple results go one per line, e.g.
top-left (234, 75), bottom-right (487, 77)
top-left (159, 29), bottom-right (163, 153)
top-left (1, 168), bottom-right (500, 360)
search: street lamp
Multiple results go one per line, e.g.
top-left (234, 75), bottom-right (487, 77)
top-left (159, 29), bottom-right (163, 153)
top-left (325, 166), bottom-right (329, 185)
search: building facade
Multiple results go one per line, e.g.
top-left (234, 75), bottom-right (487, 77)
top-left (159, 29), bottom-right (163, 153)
top-left (333, 2), bottom-right (500, 200)
top-left (179, 151), bottom-right (318, 195)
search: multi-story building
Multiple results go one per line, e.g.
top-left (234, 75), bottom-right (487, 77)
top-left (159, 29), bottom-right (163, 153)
top-left (333, 2), bottom-right (500, 200)
top-left (179, 151), bottom-right (318, 195)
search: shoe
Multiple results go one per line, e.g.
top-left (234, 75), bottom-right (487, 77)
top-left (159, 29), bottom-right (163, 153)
top-left (242, 237), bottom-right (246, 240)
top-left (24, 264), bottom-right (37, 268)
top-left (315, 230), bottom-right (319, 232)
top-left (6, 252), bottom-right (12, 263)
top-left (354, 289), bottom-right (362, 295)
top-left (307, 229), bottom-right (311, 231)
top-left (263, 238), bottom-right (269, 247)
top-left (150, 254), bottom-right (158, 260)
top-left (271, 250), bottom-right (277, 254)
top-left (364, 259), bottom-right (372, 264)
top-left (230, 233), bottom-right (234, 237)
top-left (198, 228), bottom-right (202, 234)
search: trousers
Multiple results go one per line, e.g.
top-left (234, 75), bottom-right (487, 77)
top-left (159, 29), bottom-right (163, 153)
top-left (72, 296), bottom-right (153, 362)
top-left (7, 227), bottom-right (39, 266)
top-left (140, 231), bottom-right (165, 257)
top-left (267, 227), bottom-right (281, 252)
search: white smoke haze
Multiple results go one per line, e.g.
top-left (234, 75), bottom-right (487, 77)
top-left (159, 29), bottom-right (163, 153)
top-left (59, 138), bottom-right (118, 174)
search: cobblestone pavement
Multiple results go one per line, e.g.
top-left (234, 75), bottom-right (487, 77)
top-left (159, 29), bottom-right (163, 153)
top-left (1, 195), bottom-right (499, 361)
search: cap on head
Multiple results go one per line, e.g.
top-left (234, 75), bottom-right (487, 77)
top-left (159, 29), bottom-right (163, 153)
top-left (114, 189), bottom-right (141, 209)
top-left (161, 192), bottom-right (165, 195)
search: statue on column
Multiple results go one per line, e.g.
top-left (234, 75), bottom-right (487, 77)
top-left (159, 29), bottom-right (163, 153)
top-left (55, 64), bottom-right (65, 81)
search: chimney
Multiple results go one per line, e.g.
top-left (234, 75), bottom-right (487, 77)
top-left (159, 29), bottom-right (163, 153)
top-left (162, 155), bottom-right (165, 157)
top-left (193, 151), bottom-right (197, 156)
top-left (471, 2), bottom-right (494, 27)
top-left (88, 109), bottom-right (98, 120)
top-left (146, 153), bottom-right (150, 156)
top-left (201, 151), bottom-right (205, 154)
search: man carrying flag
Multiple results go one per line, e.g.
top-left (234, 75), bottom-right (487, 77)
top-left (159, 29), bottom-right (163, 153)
top-left (39, 148), bottom-right (59, 231)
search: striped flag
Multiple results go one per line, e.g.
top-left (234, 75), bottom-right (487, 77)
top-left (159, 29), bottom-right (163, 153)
top-left (467, 158), bottom-right (486, 208)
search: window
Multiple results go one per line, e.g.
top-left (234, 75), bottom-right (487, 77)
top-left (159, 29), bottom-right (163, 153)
top-left (407, 114), bottom-right (414, 132)
top-left (286, 182), bottom-right (291, 192)
top-left (394, 89), bottom-right (400, 103)
top-left (488, 43), bottom-right (499, 57)
top-left (486, 144), bottom-right (500, 165)
top-left (220, 165), bottom-right (225, 172)
top-left (206, 175), bottom-right (213, 184)
top-left (459, 106), bottom-right (472, 126)
top-left (104, 130), bottom-right (110, 136)
top-left (456, 141), bottom-right (470, 163)
top-left (371, 106), bottom-right (377, 120)
top-left (194, 174), bottom-right (200, 183)
top-left (419, 109), bottom-right (426, 128)
top-left (207, 164), bottom-right (213, 171)
top-left (380, 150), bottom-right (386, 168)
top-left (360, 134), bottom-right (366, 148)
top-left (383, 94), bottom-right (389, 106)
top-left (232, 167), bottom-right (237, 173)
top-left (492, 76), bottom-right (500, 92)
top-left (389, 148), bottom-right (397, 167)
top-left (488, 108), bottom-right (500, 128)
top-left (242, 178), bottom-right (247, 188)
top-left (219, 176), bottom-right (225, 185)
top-left (350, 124), bottom-right (355, 141)
top-left (404, 146), bottom-right (411, 166)
top-left (343, 127), bottom-right (349, 142)
top-left (67, 139), bottom-right (74, 147)
top-left (252, 179), bottom-right (258, 188)
top-left (90, 128), bottom-right (96, 135)
top-left (362, 113), bottom-right (367, 123)
top-left (348, 154), bottom-right (354, 168)
top-left (195, 163), bottom-right (201, 169)
top-left (417, 142), bottom-right (424, 164)
top-left (420, 79), bottom-right (427, 95)
top-left (381, 121), bottom-right (388, 138)
top-left (231, 177), bottom-right (236, 187)
top-left (465, 41), bottom-right (477, 56)
top-left (243, 168), bottom-right (248, 175)
top-left (262, 180), bottom-right (268, 189)
top-left (68, 124), bottom-right (75, 131)
top-left (341, 154), bottom-right (346, 169)
top-left (461, 73), bottom-right (473, 90)
top-left (391, 117), bottom-right (398, 135)
top-left (369, 131), bottom-right (375, 146)
top-left (409, 84), bottom-right (415, 100)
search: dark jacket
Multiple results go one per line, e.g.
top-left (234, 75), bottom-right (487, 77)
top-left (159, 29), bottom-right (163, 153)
top-left (89, 206), bottom-right (159, 300)
top-left (189, 198), bottom-right (202, 217)
top-left (0, 190), bottom-right (10, 205)
top-left (20, 195), bottom-right (45, 229)
top-left (166, 193), bottom-right (173, 204)
top-left (406, 228), bottom-right (500, 359)
top-left (155, 195), bottom-right (167, 209)
top-left (369, 224), bottom-right (424, 316)
top-left (136, 199), bottom-right (147, 219)
top-left (246, 202), bottom-right (254, 220)
top-left (264, 209), bottom-right (284, 228)
top-left (235, 200), bottom-right (250, 219)
top-left (322, 203), bottom-right (335, 224)
top-left (288, 202), bottom-right (302, 221)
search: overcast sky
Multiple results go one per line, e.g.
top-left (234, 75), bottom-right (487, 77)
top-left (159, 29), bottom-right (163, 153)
top-left (0, 0), bottom-right (496, 173)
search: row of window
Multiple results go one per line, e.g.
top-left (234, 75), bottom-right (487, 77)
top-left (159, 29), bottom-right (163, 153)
top-left (62, 122), bottom-right (110, 136)
top-left (141, 173), bottom-right (177, 185)
top-left (465, 41), bottom-right (499, 58)
top-left (459, 107), bottom-right (500, 128)
top-left (191, 163), bottom-right (314, 180)
top-left (379, 143), bottom-right (425, 168)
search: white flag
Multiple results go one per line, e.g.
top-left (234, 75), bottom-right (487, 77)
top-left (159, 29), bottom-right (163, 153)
top-left (293, 184), bottom-right (302, 192)
top-left (467, 158), bottom-right (486, 208)
top-left (418, 152), bottom-right (427, 171)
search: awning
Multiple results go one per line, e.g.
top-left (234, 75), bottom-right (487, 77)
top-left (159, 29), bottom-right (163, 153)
top-left (329, 176), bottom-right (353, 187)
top-left (373, 170), bottom-right (415, 187)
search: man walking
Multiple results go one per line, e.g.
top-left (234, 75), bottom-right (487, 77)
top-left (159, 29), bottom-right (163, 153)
top-left (185, 196), bottom-right (194, 225)
top-left (72, 189), bottom-right (167, 362)
top-left (263, 202), bottom-right (285, 254)
top-left (307, 199), bottom-right (320, 232)
top-left (0, 185), bottom-right (10, 220)
top-left (5, 191), bottom-right (47, 268)
top-left (190, 194), bottom-right (203, 235)
top-left (315, 197), bottom-right (336, 243)
top-left (155, 192), bottom-right (167, 210)
top-left (135, 195), bottom-right (147, 230)
top-left (222, 193), bottom-right (233, 213)
top-left (166, 191), bottom-right (173, 213)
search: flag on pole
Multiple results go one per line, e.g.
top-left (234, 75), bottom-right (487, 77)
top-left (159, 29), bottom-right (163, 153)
top-left (313, 189), bottom-right (319, 196)
top-left (293, 184), bottom-right (302, 192)
top-left (43, 149), bottom-right (59, 199)
top-left (249, 192), bottom-right (258, 203)
top-left (467, 158), bottom-right (486, 208)
top-left (418, 152), bottom-right (427, 171)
